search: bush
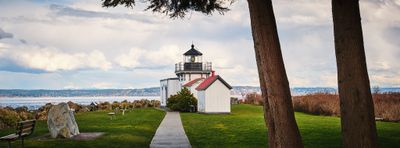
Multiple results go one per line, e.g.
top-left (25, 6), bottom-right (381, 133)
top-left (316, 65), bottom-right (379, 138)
top-left (244, 93), bottom-right (263, 105)
top-left (231, 97), bottom-right (239, 105)
top-left (15, 106), bottom-right (28, 113)
top-left (292, 92), bottom-right (400, 121)
top-left (167, 88), bottom-right (197, 112)
top-left (373, 92), bottom-right (400, 121)
top-left (133, 100), bottom-right (143, 108)
top-left (0, 106), bottom-right (35, 129)
top-left (142, 100), bottom-right (150, 108)
top-left (98, 102), bottom-right (112, 110)
top-left (112, 101), bottom-right (120, 110)
top-left (0, 108), bottom-right (21, 129)
top-left (151, 100), bottom-right (161, 107)
top-left (292, 93), bottom-right (339, 116)
top-left (121, 102), bottom-right (128, 109)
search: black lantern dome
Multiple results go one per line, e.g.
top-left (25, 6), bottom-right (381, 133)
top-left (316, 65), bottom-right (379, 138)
top-left (183, 44), bottom-right (203, 56)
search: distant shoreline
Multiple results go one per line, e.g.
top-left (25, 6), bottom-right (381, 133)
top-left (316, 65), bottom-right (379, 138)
top-left (0, 95), bottom-right (160, 98)
top-left (0, 87), bottom-right (399, 97)
top-left (0, 96), bottom-right (161, 110)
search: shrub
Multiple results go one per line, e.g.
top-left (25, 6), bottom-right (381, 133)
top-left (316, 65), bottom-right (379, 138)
top-left (133, 100), bottom-right (143, 108)
top-left (128, 102), bottom-right (135, 109)
top-left (231, 97), bottom-right (239, 105)
top-left (121, 102), bottom-right (128, 109)
top-left (292, 92), bottom-right (400, 121)
top-left (151, 100), bottom-right (161, 107)
top-left (373, 92), bottom-right (400, 121)
top-left (244, 93), bottom-right (263, 105)
top-left (167, 88), bottom-right (197, 112)
top-left (292, 93), bottom-right (339, 116)
top-left (112, 101), bottom-right (120, 110)
top-left (142, 99), bottom-right (150, 108)
top-left (15, 106), bottom-right (28, 113)
top-left (0, 108), bottom-right (21, 129)
top-left (98, 102), bottom-right (112, 110)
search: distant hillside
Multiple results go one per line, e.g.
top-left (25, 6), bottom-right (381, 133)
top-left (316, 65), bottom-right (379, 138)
top-left (231, 86), bottom-right (261, 95)
top-left (231, 86), bottom-right (337, 96)
top-left (231, 86), bottom-right (400, 96)
top-left (0, 86), bottom-right (399, 97)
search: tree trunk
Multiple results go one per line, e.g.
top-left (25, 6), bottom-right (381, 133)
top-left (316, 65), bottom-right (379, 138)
top-left (332, 0), bottom-right (378, 147)
top-left (254, 38), bottom-right (276, 147)
top-left (247, 0), bottom-right (303, 147)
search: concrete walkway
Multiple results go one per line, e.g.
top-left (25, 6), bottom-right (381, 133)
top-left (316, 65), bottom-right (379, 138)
top-left (150, 112), bottom-right (191, 148)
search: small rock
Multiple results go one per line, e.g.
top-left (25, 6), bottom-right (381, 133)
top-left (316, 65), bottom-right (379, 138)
top-left (35, 103), bottom-right (53, 120)
top-left (47, 103), bottom-right (80, 138)
top-left (67, 101), bottom-right (82, 112)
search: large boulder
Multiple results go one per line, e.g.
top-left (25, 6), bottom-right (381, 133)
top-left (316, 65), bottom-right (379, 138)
top-left (47, 103), bottom-right (80, 138)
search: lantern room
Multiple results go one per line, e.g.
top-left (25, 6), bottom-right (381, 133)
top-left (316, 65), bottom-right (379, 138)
top-left (184, 44), bottom-right (203, 63)
top-left (175, 44), bottom-right (212, 83)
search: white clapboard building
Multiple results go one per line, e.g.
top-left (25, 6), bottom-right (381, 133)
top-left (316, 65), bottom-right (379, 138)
top-left (160, 44), bottom-right (232, 113)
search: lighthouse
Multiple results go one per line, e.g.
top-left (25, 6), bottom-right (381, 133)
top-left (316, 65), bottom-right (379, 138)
top-left (160, 44), bottom-right (232, 113)
top-left (160, 44), bottom-right (211, 106)
top-left (175, 44), bottom-right (212, 84)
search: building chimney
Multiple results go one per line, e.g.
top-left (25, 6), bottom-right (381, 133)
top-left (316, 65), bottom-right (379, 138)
top-left (211, 70), bottom-right (215, 77)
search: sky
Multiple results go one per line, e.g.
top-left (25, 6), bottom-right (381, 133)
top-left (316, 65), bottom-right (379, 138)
top-left (0, 0), bottom-right (399, 89)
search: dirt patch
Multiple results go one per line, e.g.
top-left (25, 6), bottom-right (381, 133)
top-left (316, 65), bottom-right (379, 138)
top-left (72, 132), bottom-right (105, 141)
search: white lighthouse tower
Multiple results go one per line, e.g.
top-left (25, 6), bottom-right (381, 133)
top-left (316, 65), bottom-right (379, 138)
top-left (160, 44), bottom-right (212, 106)
top-left (175, 44), bottom-right (212, 84)
top-left (160, 44), bottom-right (232, 114)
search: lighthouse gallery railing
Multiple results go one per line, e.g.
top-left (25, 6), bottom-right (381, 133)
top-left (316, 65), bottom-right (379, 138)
top-left (175, 62), bottom-right (212, 72)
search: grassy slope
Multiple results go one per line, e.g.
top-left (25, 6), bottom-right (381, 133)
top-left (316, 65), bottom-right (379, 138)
top-left (181, 104), bottom-right (400, 148)
top-left (0, 108), bottom-right (165, 148)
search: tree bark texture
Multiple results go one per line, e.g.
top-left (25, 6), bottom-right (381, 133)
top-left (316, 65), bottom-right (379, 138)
top-left (254, 39), bottom-right (276, 147)
top-left (247, 0), bottom-right (303, 147)
top-left (332, 0), bottom-right (378, 147)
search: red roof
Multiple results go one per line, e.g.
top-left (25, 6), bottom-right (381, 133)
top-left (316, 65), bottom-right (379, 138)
top-left (183, 78), bottom-right (204, 87)
top-left (195, 75), bottom-right (232, 91)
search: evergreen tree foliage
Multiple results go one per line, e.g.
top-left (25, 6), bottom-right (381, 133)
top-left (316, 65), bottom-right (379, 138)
top-left (167, 87), bottom-right (197, 112)
top-left (102, 0), bottom-right (233, 18)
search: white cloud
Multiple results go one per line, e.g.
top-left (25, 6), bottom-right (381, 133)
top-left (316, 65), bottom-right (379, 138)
top-left (0, 42), bottom-right (111, 72)
top-left (371, 75), bottom-right (400, 87)
top-left (273, 0), bottom-right (332, 28)
top-left (116, 47), bottom-right (143, 68)
top-left (115, 45), bottom-right (181, 69)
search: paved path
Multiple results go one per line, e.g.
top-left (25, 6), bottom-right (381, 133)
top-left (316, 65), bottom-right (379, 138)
top-left (150, 112), bottom-right (191, 148)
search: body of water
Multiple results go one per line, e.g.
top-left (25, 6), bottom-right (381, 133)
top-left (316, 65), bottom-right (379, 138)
top-left (2, 87), bottom-right (399, 110)
top-left (0, 96), bottom-right (160, 110)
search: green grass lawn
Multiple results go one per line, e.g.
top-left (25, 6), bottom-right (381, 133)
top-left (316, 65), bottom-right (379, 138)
top-left (1, 105), bottom-right (399, 148)
top-left (0, 108), bottom-right (165, 148)
top-left (181, 104), bottom-right (400, 148)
